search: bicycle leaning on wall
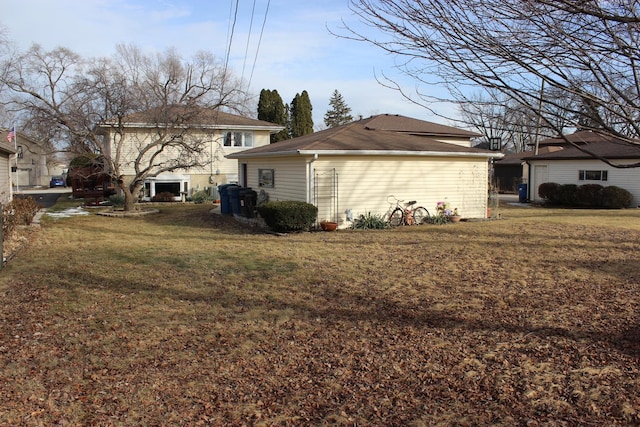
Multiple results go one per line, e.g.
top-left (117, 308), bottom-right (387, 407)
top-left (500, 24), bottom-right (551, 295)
top-left (387, 195), bottom-right (430, 226)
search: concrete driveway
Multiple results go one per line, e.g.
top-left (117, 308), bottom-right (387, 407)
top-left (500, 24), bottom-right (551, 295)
top-left (14, 187), bottom-right (71, 208)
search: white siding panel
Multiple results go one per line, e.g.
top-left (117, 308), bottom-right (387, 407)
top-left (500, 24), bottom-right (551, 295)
top-left (316, 156), bottom-right (488, 222)
top-left (238, 154), bottom-right (490, 225)
top-left (531, 159), bottom-right (640, 206)
top-left (433, 137), bottom-right (472, 147)
top-left (0, 154), bottom-right (11, 203)
top-left (244, 157), bottom-right (308, 202)
top-left (114, 129), bottom-right (273, 177)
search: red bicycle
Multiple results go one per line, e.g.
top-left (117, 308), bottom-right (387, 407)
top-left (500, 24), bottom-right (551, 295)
top-left (387, 196), bottom-right (430, 226)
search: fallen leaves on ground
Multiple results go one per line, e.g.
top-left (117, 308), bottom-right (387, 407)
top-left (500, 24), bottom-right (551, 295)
top-left (0, 205), bottom-right (639, 426)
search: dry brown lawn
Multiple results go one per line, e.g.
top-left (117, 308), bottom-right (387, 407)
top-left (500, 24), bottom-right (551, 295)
top-left (0, 201), bottom-right (639, 426)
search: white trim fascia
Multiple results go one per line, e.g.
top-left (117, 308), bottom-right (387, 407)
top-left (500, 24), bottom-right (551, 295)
top-left (100, 122), bottom-right (284, 133)
top-left (145, 173), bottom-right (191, 181)
top-left (227, 150), bottom-right (504, 159)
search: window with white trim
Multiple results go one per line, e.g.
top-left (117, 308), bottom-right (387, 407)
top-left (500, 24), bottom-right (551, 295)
top-left (578, 170), bottom-right (608, 181)
top-left (259, 169), bottom-right (274, 188)
top-left (223, 131), bottom-right (254, 147)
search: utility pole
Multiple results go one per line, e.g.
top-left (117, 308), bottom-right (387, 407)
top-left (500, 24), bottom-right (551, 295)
top-left (534, 79), bottom-right (545, 156)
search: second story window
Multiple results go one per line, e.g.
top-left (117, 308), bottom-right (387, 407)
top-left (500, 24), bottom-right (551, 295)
top-left (16, 146), bottom-right (23, 159)
top-left (223, 131), bottom-right (254, 147)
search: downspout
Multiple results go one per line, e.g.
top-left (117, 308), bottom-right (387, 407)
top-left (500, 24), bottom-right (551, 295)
top-left (308, 153), bottom-right (318, 204)
top-left (525, 160), bottom-right (531, 202)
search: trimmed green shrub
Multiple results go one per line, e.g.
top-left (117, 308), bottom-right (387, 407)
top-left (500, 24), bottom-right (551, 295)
top-left (352, 212), bottom-right (388, 229)
top-left (537, 181), bottom-right (633, 209)
top-left (557, 184), bottom-right (578, 206)
top-left (538, 182), bottom-right (561, 204)
top-left (602, 186), bottom-right (633, 209)
top-left (256, 201), bottom-right (318, 232)
top-left (576, 184), bottom-right (604, 207)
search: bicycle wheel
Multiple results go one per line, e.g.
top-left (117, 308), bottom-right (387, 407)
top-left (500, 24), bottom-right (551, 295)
top-left (412, 207), bottom-right (429, 225)
top-left (388, 207), bottom-right (404, 227)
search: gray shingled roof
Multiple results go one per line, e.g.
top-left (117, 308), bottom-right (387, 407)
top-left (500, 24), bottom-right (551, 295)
top-left (524, 131), bottom-right (640, 160)
top-left (228, 114), bottom-right (496, 158)
top-left (539, 130), bottom-right (620, 145)
top-left (111, 106), bottom-right (283, 131)
top-left (361, 114), bottom-right (480, 138)
top-left (494, 151), bottom-right (530, 165)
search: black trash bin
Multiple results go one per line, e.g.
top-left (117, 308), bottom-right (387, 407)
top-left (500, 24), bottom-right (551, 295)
top-left (518, 183), bottom-right (528, 203)
top-left (238, 188), bottom-right (249, 216)
top-left (218, 184), bottom-right (239, 215)
top-left (242, 189), bottom-right (258, 218)
top-left (228, 186), bottom-right (242, 215)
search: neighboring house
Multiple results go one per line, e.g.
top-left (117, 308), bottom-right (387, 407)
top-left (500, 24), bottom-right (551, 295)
top-left (0, 140), bottom-right (16, 204)
top-left (0, 128), bottom-right (61, 189)
top-left (100, 108), bottom-right (284, 201)
top-left (227, 114), bottom-right (502, 226)
top-left (492, 151), bottom-right (528, 194)
top-left (493, 137), bottom-right (569, 194)
top-left (523, 130), bottom-right (640, 206)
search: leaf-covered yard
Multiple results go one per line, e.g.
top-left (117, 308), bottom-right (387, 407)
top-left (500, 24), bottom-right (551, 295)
top-left (1, 202), bottom-right (639, 426)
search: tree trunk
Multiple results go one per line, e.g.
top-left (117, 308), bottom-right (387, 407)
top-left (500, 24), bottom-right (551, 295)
top-left (120, 181), bottom-right (138, 212)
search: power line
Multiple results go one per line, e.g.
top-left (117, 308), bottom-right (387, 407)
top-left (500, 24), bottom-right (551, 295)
top-left (223, 0), bottom-right (240, 84)
top-left (240, 0), bottom-right (257, 83)
top-left (247, 0), bottom-right (270, 90)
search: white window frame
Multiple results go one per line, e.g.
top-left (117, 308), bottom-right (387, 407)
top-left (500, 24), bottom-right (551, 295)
top-left (578, 170), bottom-right (608, 181)
top-left (223, 131), bottom-right (254, 148)
top-left (258, 168), bottom-right (274, 188)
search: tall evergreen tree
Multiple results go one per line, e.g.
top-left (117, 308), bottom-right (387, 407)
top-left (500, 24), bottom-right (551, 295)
top-left (257, 89), bottom-right (289, 143)
top-left (290, 90), bottom-right (313, 138)
top-left (324, 90), bottom-right (353, 128)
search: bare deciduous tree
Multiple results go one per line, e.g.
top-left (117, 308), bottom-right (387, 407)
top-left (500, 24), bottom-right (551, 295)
top-left (459, 89), bottom-right (572, 153)
top-left (340, 0), bottom-right (640, 160)
top-left (1, 43), bottom-right (247, 210)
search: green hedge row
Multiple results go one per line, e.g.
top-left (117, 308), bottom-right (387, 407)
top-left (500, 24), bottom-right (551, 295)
top-left (538, 182), bottom-right (632, 208)
top-left (256, 200), bottom-right (318, 232)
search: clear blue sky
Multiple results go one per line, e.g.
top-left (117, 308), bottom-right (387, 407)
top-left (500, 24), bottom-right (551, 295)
top-left (1, 0), bottom-right (457, 127)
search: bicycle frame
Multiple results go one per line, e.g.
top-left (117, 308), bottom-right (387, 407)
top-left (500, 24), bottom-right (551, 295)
top-left (387, 195), bottom-right (429, 226)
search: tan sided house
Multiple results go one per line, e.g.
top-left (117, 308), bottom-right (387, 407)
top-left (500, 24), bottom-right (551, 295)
top-left (1, 128), bottom-right (64, 190)
top-left (0, 138), bottom-right (16, 204)
top-left (100, 108), bottom-right (284, 201)
top-left (227, 114), bottom-right (502, 227)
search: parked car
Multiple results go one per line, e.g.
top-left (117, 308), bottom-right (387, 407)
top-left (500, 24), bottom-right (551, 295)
top-left (49, 175), bottom-right (66, 188)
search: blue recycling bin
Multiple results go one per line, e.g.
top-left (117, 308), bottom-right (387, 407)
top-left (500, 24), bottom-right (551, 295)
top-left (228, 186), bottom-right (242, 215)
top-left (518, 183), bottom-right (528, 203)
top-left (218, 184), bottom-right (239, 215)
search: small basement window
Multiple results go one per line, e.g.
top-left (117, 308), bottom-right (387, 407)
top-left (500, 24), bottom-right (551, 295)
top-left (258, 169), bottom-right (274, 188)
top-left (578, 170), bottom-right (608, 181)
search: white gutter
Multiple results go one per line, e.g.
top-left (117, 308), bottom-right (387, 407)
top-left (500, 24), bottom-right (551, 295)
top-left (228, 149), bottom-right (504, 159)
top-left (307, 153), bottom-right (318, 204)
top-left (99, 123), bottom-right (285, 133)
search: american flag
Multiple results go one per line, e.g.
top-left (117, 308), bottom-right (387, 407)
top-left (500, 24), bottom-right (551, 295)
top-left (7, 127), bottom-right (15, 143)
